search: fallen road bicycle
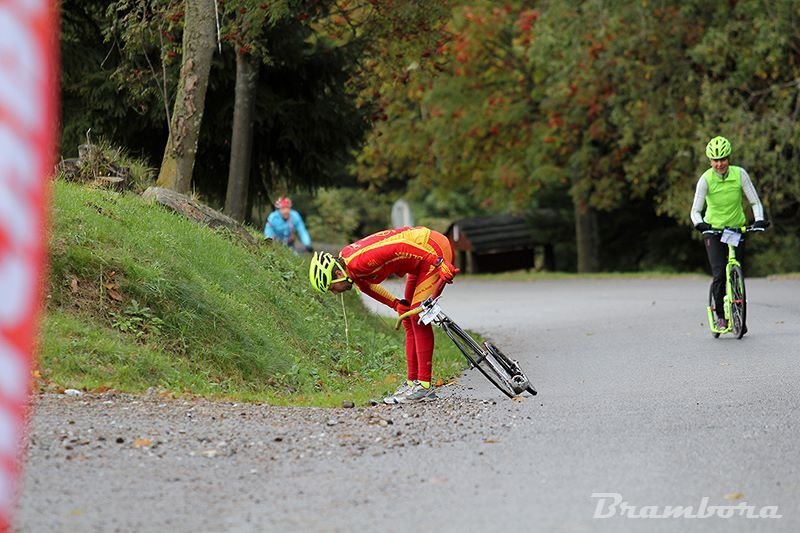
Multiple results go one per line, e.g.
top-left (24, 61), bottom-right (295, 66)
top-left (396, 295), bottom-right (537, 399)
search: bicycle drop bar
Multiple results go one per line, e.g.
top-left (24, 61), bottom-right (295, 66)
top-left (393, 278), bottom-right (449, 330)
top-left (395, 306), bottom-right (423, 330)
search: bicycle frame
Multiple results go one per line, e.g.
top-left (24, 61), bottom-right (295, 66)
top-left (428, 310), bottom-right (502, 373)
top-left (707, 239), bottom-right (742, 334)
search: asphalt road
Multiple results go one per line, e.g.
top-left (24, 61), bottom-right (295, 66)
top-left (16, 277), bottom-right (800, 532)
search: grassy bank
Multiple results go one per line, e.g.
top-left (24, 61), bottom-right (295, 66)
top-left (41, 181), bottom-right (465, 406)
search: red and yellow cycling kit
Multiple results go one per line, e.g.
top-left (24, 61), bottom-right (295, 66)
top-left (339, 226), bottom-right (454, 307)
top-left (339, 226), bottom-right (455, 384)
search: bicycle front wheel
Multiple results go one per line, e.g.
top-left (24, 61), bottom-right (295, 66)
top-left (442, 320), bottom-right (516, 398)
top-left (730, 265), bottom-right (747, 339)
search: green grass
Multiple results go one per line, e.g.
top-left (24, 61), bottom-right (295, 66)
top-left (42, 181), bottom-right (466, 406)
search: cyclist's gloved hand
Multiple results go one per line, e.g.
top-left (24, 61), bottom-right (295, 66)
top-left (436, 258), bottom-right (459, 283)
top-left (393, 299), bottom-right (411, 316)
top-left (305, 245), bottom-right (314, 253)
top-left (752, 219), bottom-right (770, 229)
top-left (694, 222), bottom-right (712, 232)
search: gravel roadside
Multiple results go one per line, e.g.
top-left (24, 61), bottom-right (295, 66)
top-left (16, 388), bottom-right (532, 532)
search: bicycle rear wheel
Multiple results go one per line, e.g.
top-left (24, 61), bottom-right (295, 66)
top-left (442, 320), bottom-right (516, 398)
top-left (730, 265), bottom-right (747, 339)
top-left (708, 284), bottom-right (720, 338)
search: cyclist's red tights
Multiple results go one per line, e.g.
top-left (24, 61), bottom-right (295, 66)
top-left (401, 313), bottom-right (433, 383)
top-left (403, 271), bottom-right (437, 384)
top-left (402, 231), bottom-right (452, 383)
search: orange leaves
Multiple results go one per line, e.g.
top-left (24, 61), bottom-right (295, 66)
top-left (486, 94), bottom-right (507, 108)
top-left (453, 33), bottom-right (470, 64)
top-left (464, 8), bottom-right (488, 25)
top-left (587, 101), bottom-right (601, 120)
top-left (497, 166), bottom-right (520, 190)
top-left (547, 112), bottom-right (564, 129)
top-left (108, 289), bottom-right (122, 302)
top-left (103, 271), bottom-right (123, 302)
top-left (653, 5), bottom-right (680, 18)
top-left (587, 39), bottom-right (605, 59)
top-left (516, 9), bottom-right (539, 34)
top-left (568, 83), bottom-right (578, 97)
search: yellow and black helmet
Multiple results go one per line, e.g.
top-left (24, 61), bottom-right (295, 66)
top-left (705, 136), bottom-right (731, 159)
top-left (308, 251), bottom-right (350, 292)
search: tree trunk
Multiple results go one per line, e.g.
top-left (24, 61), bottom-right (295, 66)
top-left (574, 201), bottom-right (600, 273)
top-left (224, 51), bottom-right (258, 222)
top-left (157, 0), bottom-right (216, 193)
top-left (142, 187), bottom-right (258, 246)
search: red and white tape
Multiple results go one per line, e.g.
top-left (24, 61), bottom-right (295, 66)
top-left (0, 0), bottom-right (57, 529)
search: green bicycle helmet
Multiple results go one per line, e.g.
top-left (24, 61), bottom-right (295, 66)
top-left (706, 136), bottom-right (732, 159)
top-left (309, 251), bottom-right (350, 292)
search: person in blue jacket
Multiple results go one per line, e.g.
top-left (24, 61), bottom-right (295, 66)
top-left (264, 196), bottom-right (313, 252)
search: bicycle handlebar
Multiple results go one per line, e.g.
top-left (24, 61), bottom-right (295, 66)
top-left (394, 306), bottom-right (424, 330)
top-left (702, 224), bottom-right (767, 236)
top-left (393, 278), bottom-right (450, 330)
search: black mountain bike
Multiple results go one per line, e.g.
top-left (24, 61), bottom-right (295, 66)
top-left (397, 296), bottom-right (537, 398)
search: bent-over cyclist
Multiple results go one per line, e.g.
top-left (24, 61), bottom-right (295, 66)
top-left (308, 226), bottom-right (458, 404)
top-left (690, 136), bottom-right (768, 332)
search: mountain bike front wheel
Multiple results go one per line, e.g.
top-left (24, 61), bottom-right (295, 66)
top-left (441, 320), bottom-right (516, 398)
top-left (730, 265), bottom-right (747, 339)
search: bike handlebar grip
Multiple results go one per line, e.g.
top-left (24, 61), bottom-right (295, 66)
top-left (394, 306), bottom-right (424, 330)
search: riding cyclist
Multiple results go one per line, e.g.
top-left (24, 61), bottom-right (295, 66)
top-left (308, 226), bottom-right (458, 404)
top-left (690, 136), bottom-right (768, 331)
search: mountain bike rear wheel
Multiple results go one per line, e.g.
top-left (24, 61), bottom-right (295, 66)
top-left (441, 320), bottom-right (516, 398)
top-left (708, 285), bottom-right (720, 338)
top-left (730, 265), bottom-right (747, 339)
